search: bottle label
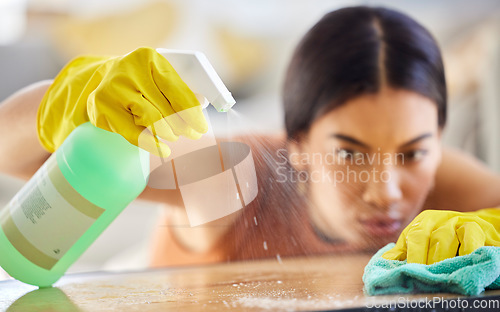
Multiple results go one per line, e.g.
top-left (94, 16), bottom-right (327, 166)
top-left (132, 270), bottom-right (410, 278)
top-left (0, 154), bottom-right (104, 270)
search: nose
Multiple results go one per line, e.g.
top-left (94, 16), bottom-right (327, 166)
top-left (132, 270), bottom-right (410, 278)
top-left (361, 167), bottom-right (403, 211)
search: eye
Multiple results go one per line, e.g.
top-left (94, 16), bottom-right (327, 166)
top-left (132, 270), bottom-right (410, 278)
top-left (336, 148), bottom-right (364, 162)
top-left (399, 149), bottom-right (428, 164)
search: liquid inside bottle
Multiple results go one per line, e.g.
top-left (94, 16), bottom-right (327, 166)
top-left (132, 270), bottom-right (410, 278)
top-left (0, 122), bottom-right (149, 287)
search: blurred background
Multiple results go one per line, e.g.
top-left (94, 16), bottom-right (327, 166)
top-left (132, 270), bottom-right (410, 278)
top-left (1, 0), bottom-right (499, 277)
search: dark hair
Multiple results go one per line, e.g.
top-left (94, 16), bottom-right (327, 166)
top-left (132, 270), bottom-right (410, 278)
top-left (283, 6), bottom-right (447, 140)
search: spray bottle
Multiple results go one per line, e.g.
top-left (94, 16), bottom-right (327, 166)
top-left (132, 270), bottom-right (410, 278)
top-left (0, 49), bottom-right (236, 287)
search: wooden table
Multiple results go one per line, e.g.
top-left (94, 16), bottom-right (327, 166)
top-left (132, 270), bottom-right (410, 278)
top-left (1, 253), bottom-right (500, 311)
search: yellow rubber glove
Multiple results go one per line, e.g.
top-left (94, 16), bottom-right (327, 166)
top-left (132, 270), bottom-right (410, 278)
top-left (382, 208), bottom-right (500, 264)
top-left (37, 46), bottom-right (208, 156)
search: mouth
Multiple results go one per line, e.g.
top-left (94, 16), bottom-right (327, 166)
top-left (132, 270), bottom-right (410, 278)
top-left (359, 218), bottom-right (402, 237)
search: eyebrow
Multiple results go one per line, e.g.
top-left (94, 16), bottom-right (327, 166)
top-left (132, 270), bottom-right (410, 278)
top-left (331, 132), bottom-right (434, 149)
top-left (399, 133), bottom-right (434, 148)
top-left (332, 134), bottom-right (369, 148)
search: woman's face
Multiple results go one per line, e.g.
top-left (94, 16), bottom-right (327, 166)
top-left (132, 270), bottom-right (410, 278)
top-left (290, 87), bottom-right (442, 249)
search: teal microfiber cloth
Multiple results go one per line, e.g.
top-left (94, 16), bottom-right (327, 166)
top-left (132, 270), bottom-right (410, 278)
top-left (363, 243), bottom-right (500, 296)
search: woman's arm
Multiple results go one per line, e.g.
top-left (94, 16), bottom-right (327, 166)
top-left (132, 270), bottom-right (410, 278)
top-left (425, 146), bottom-right (500, 212)
top-left (0, 81), bottom-right (52, 180)
top-left (0, 81), bottom-right (240, 256)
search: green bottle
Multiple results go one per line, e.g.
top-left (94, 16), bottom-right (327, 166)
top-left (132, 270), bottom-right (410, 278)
top-left (0, 122), bottom-right (149, 287)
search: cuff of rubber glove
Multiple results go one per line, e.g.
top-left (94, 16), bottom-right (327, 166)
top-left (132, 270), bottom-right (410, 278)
top-left (36, 79), bottom-right (59, 153)
top-left (36, 55), bottom-right (112, 153)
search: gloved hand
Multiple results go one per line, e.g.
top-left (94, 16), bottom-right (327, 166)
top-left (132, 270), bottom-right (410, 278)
top-left (382, 208), bottom-right (500, 264)
top-left (37, 46), bottom-right (208, 156)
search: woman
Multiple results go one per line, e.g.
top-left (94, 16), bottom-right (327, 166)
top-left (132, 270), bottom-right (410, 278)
top-left (150, 6), bottom-right (500, 266)
top-left (1, 6), bottom-right (499, 268)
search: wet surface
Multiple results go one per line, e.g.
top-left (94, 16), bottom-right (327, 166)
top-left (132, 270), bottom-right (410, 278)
top-left (1, 253), bottom-right (500, 311)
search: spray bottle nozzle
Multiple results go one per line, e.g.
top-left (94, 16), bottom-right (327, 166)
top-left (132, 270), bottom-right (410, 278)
top-left (212, 91), bottom-right (236, 112)
top-left (156, 49), bottom-right (236, 112)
